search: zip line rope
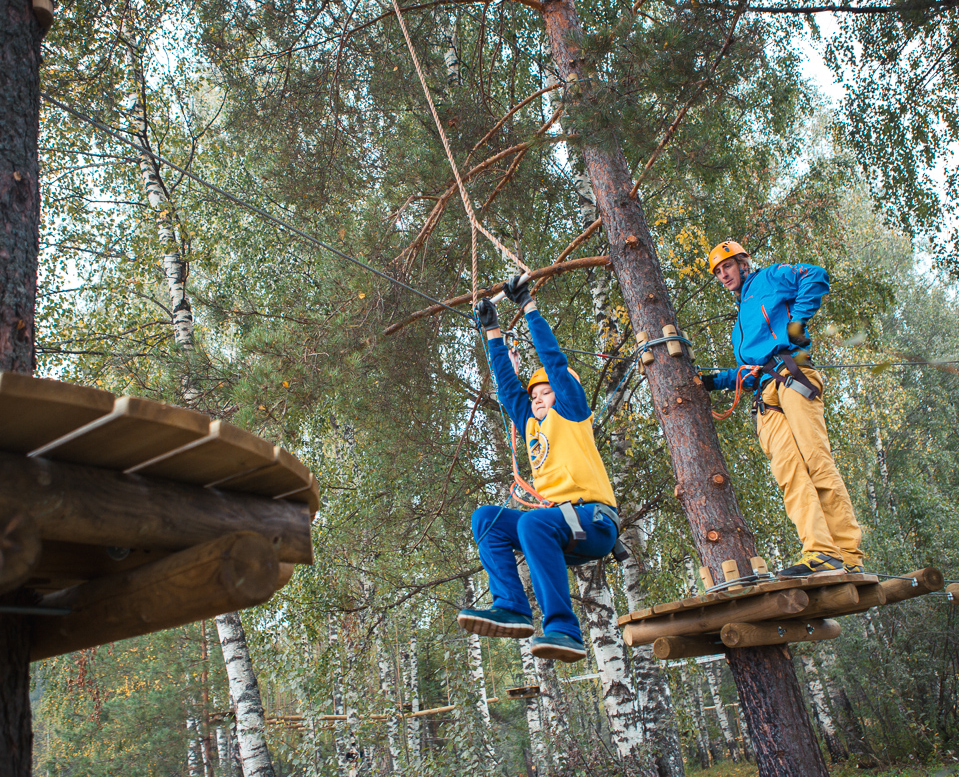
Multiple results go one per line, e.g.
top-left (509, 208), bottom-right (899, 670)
top-left (388, 0), bottom-right (531, 304)
top-left (41, 92), bottom-right (473, 323)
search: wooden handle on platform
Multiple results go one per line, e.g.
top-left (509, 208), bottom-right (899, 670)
top-left (722, 560), bottom-right (742, 591)
top-left (750, 557), bottom-right (768, 576)
top-left (699, 565), bottom-right (714, 590)
top-left (662, 325), bottom-right (683, 357)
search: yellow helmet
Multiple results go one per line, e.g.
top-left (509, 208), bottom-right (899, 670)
top-left (527, 366), bottom-right (581, 394)
top-left (707, 240), bottom-right (750, 274)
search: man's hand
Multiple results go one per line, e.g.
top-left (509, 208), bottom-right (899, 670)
top-left (503, 273), bottom-right (533, 310)
top-left (700, 372), bottom-right (717, 391)
top-left (474, 298), bottom-right (500, 331)
top-left (787, 320), bottom-right (811, 347)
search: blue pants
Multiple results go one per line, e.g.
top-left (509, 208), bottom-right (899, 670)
top-left (471, 503), bottom-right (617, 641)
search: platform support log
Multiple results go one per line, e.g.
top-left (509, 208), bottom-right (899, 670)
top-left (653, 635), bottom-right (725, 660)
top-left (623, 589), bottom-right (810, 646)
top-left (879, 567), bottom-right (944, 605)
top-left (30, 531), bottom-right (279, 661)
top-left (793, 582), bottom-right (860, 620)
top-left (0, 452), bottom-right (313, 565)
top-left (721, 619), bottom-right (841, 649)
top-left (0, 515), bottom-right (41, 596)
top-left (947, 583), bottom-right (959, 603)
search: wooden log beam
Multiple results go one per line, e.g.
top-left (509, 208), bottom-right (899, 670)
top-left (721, 619), bottom-right (841, 649)
top-left (946, 582), bottom-right (958, 603)
top-left (793, 582), bottom-right (859, 620)
top-left (30, 531), bottom-right (279, 661)
top-left (0, 514), bottom-right (41, 595)
top-left (0, 452), bottom-right (312, 564)
top-left (879, 567), bottom-right (943, 605)
top-left (823, 583), bottom-right (887, 618)
top-left (622, 589), bottom-right (809, 646)
top-left (653, 634), bottom-right (726, 660)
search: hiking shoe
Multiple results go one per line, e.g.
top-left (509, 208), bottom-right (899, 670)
top-left (777, 552), bottom-right (845, 579)
top-left (843, 561), bottom-right (865, 574)
top-left (457, 608), bottom-right (534, 638)
top-left (530, 633), bottom-right (587, 663)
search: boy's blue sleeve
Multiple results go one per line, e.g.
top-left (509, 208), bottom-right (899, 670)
top-left (488, 338), bottom-right (533, 428)
top-left (770, 263), bottom-right (830, 322)
top-left (712, 367), bottom-right (757, 392)
top-left (526, 310), bottom-right (591, 422)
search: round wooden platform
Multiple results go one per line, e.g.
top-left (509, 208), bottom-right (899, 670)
top-left (0, 371), bottom-right (318, 660)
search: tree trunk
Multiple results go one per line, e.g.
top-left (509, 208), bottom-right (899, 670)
top-left (215, 611), bottom-right (276, 777)
top-left (463, 577), bottom-right (492, 727)
top-left (376, 633), bottom-right (402, 774)
top-left (401, 630), bottom-right (421, 768)
top-left (573, 563), bottom-right (654, 773)
top-left (705, 662), bottom-right (740, 762)
top-left (541, 3), bottom-right (829, 774)
top-left (0, 2), bottom-right (41, 773)
top-left (799, 655), bottom-right (848, 762)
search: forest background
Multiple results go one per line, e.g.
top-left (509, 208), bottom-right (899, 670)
top-left (24, 0), bottom-right (959, 774)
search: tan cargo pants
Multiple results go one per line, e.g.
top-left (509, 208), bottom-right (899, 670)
top-left (755, 366), bottom-right (863, 565)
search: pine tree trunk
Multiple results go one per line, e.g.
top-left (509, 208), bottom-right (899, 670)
top-left (799, 655), bottom-right (848, 762)
top-left (0, 2), bottom-right (41, 773)
top-left (215, 612), bottom-right (276, 777)
top-left (541, 3), bottom-right (829, 774)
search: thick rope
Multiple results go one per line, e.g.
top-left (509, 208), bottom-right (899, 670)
top-left (389, 0), bottom-right (530, 302)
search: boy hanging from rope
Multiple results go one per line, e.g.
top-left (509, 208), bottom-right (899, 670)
top-left (457, 275), bottom-right (623, 663)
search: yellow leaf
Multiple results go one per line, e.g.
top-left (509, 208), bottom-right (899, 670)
top-left (359, 292), bottom-right (366, 299)
top-left (282, 381), bottom-right (290, 388)
top-left (338, 227), bottom-right (346, 240)
top-left (258, 404), bottom-right (266, 410)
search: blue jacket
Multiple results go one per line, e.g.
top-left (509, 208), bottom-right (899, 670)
top-left (713, 263), bottom-right (830, 391)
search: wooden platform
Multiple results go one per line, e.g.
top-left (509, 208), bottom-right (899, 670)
top-left (618, 568), bottom-right (944, 659)
top-left (0, 372), bottom-right (318, 660)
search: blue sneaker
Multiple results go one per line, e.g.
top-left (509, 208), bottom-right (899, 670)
top-left (457, 607), bottom-right (534, 638)
top-left (530, 632), bottom-right (586, 663)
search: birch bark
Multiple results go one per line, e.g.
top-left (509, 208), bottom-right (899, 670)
top-left (704, 663), bottom-right (740, 762)
top-left (401, 632), bottom-right (422, 768)
top-left (799, 654), bottom-right (847, 762)
top-left (126, 44), bottom-right (194, 354)
top-left (376, 632), bottom-right (403, 773)
top-left (215, 612), bottom-right (277, 777)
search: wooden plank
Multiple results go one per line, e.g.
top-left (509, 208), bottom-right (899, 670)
top-left (721, 619), bottom-right (841, 649)
top-left (653, 635), bottom-right (725, 660)
top-left (0, 372), bottom-right (114, 454)
top-left (30, 395), bottom-right (210, 470)
top-left (1, 452), bottom-right (313, 565)
top-left (946, 582), bottom-right (959, 603)
top-left (278, 473), bottom-right (320, 515)
top-left (213, 446), bottom-right (312, 499)
top-left (622, 589), bottom-right (810, 647)
top-left (879, 567), bottom-right (943, 604)
top-left (0, 514), bottom-right (41, 595)
top-left (128, 420), bottom-right (276, 486)
top-left (30, 531), bottom-right (279, 661)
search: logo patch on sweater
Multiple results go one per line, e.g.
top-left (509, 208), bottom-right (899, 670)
top-left (529, 432), bottom-right (549, 470)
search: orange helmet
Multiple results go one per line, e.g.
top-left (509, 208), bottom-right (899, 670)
top-left (707, 240), bottom-right (750, 274)
top-left (527, 366), bottom-right (581, 395)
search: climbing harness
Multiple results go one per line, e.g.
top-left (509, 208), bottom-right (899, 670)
top-left (559, 501), bottom-right (630, 563)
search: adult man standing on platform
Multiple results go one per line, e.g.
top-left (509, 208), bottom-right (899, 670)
top-left (701, 240), bottom-right (864, 578)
